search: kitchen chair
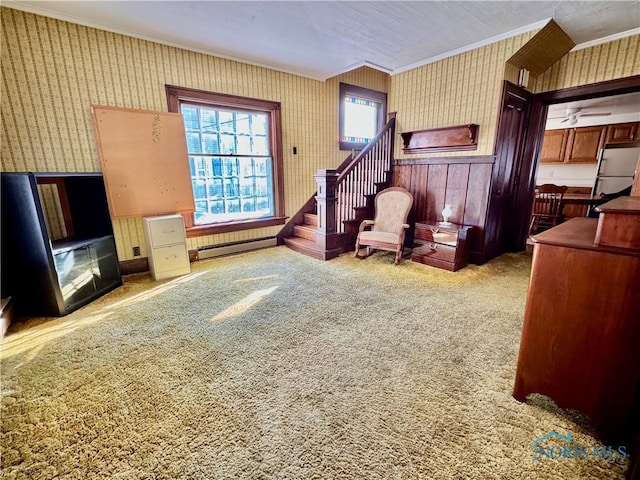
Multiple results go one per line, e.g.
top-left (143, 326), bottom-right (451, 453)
top-left (354, 187), bottom-right (414, 265)
top-left (528, 184), bottom-right (568, 236)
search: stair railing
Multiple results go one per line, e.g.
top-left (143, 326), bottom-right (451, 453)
top-left (332, 112), bottom-right (396, 233)
top-left (278, 112), bottom-right (395, 250)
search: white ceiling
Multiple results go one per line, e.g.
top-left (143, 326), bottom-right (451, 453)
top-left (5, 1), bottom-right (640, 81)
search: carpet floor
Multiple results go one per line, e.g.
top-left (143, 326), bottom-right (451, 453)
top-left (0, 246), bottom-right (629, 479)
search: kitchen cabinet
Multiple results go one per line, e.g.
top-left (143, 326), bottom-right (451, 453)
top-left (539, 129), bottom-right (569, 163)
top-left (0, 172), bottom-right (122, 317)
top-left (605, 122), bottom-right (639, 144)
top-left (564, 125), bottom-right (607, 163)
top-left (143, 214), bottom-right (190, 280)
top-left (540, 124), bottom-right (610, 163)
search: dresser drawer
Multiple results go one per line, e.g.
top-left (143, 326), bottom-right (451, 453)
top-left (412, 241), bottom-right (456, 263)
top-left (414, 225), bottom-right (458, 246)
top-left (146, 216), bottom-right (186, 247)
top-left (151, 244), bottom-right (189, 273)
top-left (143, 214), bottom-right (190, 280)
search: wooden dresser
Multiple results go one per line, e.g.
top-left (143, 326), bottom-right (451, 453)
top-left (411, 221), bottom-right (473, 271)
top-left (513, 197), bottom-right (640, 447)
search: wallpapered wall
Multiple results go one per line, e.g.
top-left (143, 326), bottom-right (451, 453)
top-left (1, 7), bottom-right (638, 263)
top-left (389, 30), bottom-right (538, 159)
top-left (530, 35), bottom-right (639, 92)
top-left (390, 33), bottom-right (640, 159)
top-left (0, 8), bottom-right (388, 261)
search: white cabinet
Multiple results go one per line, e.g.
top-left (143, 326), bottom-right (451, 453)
top-left (143, 214), bottom-right (190, 280)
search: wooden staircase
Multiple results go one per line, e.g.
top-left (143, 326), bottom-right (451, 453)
top-left (279, 114), bottom-right (396, 260)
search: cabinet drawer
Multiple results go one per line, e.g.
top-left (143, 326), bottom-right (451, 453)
top-left (414, 225), bottom-right (458, 246)
top-left (146, 216), bottom-right (186, 247)
top-left (151, 244), bottom-right (189, 272)
top-left (412, 241), bottom-right (456, 263)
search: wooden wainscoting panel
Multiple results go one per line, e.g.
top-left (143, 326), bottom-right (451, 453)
top-left (464, 163), bottom-right (492, 227)
top-left (426, 164), bottom-right (448, 222)
top-left (443, 163), bottom-right (471, 225)
top-left (409, 165), bottom-right (429, 222)
top-left (392, 164), bottom-right (413, 189)
top-left (392, 156), bottom-right (493, 264)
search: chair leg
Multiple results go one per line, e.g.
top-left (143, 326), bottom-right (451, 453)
top-left (354, 239), bottom-right (369, 259)
top-left (394, 246), bottom-right (402, 265)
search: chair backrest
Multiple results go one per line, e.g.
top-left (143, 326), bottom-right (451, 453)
top-left (372, 187), bottom-right (414, 234)
top-left (532, 184), bottom-right (568, 217)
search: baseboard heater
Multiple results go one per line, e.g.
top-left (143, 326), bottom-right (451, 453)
top-left (197, 237), bottom-right (278, 260)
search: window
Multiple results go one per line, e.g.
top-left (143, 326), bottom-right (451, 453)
top-left (339, 83), bottom-right (387, 151)
top-left (166, 85), bottom-right (285, 235)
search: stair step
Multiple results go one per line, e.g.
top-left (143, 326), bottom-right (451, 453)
top-left (304, 213), bottom-right (318, 226)
top-left (283, 236), bottom-right (341, 260)
top-left (294, 224), bottom-right (319, 241)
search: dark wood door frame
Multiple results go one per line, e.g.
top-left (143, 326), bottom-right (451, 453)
top-left (513, 74), bottom-right (640, 251)
top-left (487, 81), bottom-right (531, 261)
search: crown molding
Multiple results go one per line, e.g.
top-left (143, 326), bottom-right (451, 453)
top-left (572, 27), bottom-right (640, 51)
top-left (392, 18), bottom-right (552, 75)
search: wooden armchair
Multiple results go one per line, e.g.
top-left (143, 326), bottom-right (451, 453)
top-left (528, 184), bottom-right (568, 236)
top-left (354, 187), bottom-right (414, 265)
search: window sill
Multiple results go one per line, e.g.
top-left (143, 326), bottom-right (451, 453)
top-left (185, 216), bottom-right (287, 238)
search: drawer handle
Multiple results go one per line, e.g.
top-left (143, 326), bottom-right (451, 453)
top-left (428, 242), bottom-right (437, 249)
top-left (162, 229), bottom-right (176, 234)
top-left (430, 228), bottom-right (440, 234)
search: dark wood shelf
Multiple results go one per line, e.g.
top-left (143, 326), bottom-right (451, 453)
top-left (401, 124), bottom-right (479, 153)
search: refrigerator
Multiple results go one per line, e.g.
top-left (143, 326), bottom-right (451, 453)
top-left (592, 142), bottom-right (640, 196)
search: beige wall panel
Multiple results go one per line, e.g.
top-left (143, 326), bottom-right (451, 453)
top-left (531, 35), bottom-right (640, 93)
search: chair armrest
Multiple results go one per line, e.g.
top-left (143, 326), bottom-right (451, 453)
top-left (359, 219), bottom-right (374, 233)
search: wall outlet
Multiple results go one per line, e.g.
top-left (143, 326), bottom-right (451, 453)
top-left (133, 246), bottom-right (141, 256)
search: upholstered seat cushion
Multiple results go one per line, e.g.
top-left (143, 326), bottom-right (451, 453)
top-left (358, 230), bottom-right (400, 244)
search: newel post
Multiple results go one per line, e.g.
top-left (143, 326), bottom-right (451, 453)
top-left (314, 168), bottom-right (338, 235)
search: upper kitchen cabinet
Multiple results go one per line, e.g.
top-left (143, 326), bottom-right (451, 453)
top-left (605, 122), bottom-right (640, 144)
top-left (540, 129), bottom-right (569, 163)
top-left (540, 125), bottom-right (608, 164)
top-left (564, 126), bottom-right (607, 163)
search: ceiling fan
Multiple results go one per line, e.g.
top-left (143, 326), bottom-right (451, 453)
top-left (549, 107), bottom-right (612, 125)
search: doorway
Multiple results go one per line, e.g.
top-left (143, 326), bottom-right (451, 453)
top-left (510, 75), bottom-right (640, 251)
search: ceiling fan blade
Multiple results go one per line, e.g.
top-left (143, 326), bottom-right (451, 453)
top-left (560, 118), bottom-right (569, 123)
top-left (579, 112), bottom-right (612, 117)
top-left (548, 116), bottom-right (567, 119)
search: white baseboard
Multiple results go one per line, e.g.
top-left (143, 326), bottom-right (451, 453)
top-left (197, 237), bottom-right (277, 260)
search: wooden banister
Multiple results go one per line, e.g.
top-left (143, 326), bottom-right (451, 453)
top-left (279, 112), bottom-right (396, 259)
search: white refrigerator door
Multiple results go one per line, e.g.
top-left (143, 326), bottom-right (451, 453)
top-left (597, 145), bottom-right (640, 177)
top-left (593, 176), bottom-right (633, 195)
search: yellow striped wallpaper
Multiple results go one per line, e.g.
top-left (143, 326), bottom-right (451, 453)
top-left (0, 8), bottom-right (387, 261)
top-left (2, 7), bottom-right (638, 264)
top-left (390, 30), bottom-right (538, 158)
top-left (530, 35), bottom-right (640, 92)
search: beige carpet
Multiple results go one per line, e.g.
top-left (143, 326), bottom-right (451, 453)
top-left (0, 246), bottom-right (629, 479)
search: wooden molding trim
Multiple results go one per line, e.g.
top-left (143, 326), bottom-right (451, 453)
top-left (395, 155), bottom-right (495, 166)
top-left (536, 75), bottom-right (640, 103)
top-left (186, 216), bottom-right (287, 237)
